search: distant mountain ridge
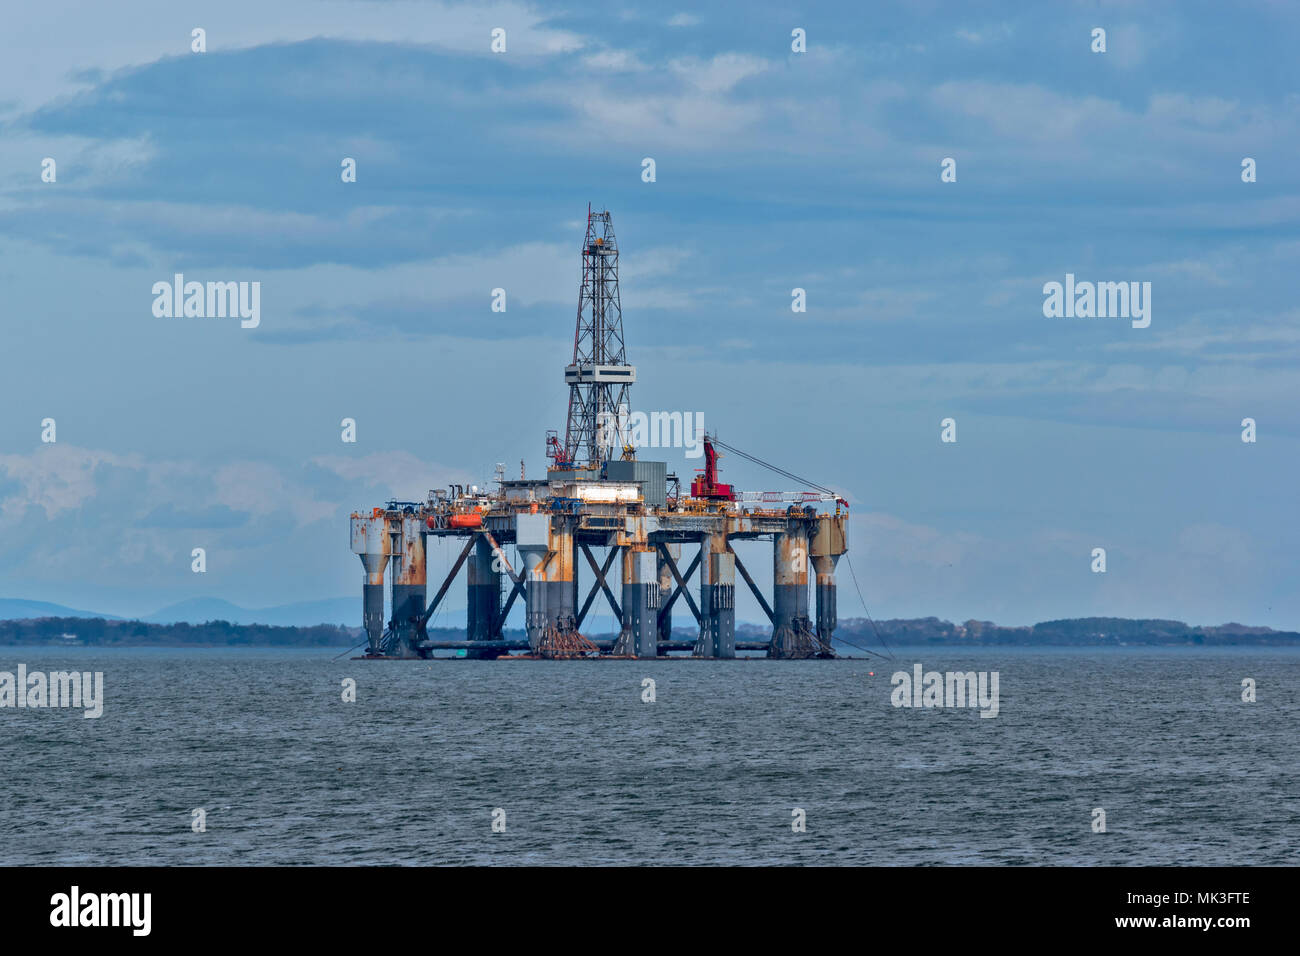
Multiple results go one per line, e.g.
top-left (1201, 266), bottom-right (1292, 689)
top-left (142, 597), bottom-right (357, 627)
top-left (0, 599), bottom-right (123, 621)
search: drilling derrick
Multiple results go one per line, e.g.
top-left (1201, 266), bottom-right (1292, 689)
top-left (563, 206), bottom-right (636, 468)
top-left (349, 205), bottom-right (854, 663)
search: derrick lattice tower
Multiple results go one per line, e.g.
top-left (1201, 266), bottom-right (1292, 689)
top-left (562, 206), bottom-right (635, 468)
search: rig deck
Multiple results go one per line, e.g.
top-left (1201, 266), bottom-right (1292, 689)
top-left (348, 207), bottom-right (849, 660)
top-left (351, 493), bottom-right (847, 660)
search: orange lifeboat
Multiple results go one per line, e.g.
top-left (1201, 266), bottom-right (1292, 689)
top-left (448, 510), bottom-right (482, 529)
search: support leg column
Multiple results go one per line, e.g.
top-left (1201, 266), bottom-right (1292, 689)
top-left (390, 515), bottom-right (428, 659)
top-left (467, 534), bottom-right (502, 658)
top-left (351, 513), bottom-right (390, 654)
top-left (516, 513), bottom-right (588, 656)
top-left (771, 526), bottom-right (813, 658)
top-left (657, 543), bottom-right (678, 648)
top-left (697, 533), bottom-right (735, 659)
top-left (812, 554), bottom-right (839, 652)
top-left (618, 548), bottom-right (659, 657)
top-left (807, 515), bottom-right (846, 658)
top-left (548, 519), bottom-right (577, 639)
top-left (516, 513), bottom-right (550, 651)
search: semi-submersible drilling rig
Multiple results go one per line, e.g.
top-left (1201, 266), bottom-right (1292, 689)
top-left (350, 207), bottom-right (849, 659)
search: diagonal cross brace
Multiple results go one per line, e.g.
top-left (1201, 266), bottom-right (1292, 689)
top-left (479, 530), bottom-right (521, 637)
top-left (499, 549), bottom-right (552, 630)
top-left (421, 535), bottom-right (477, 628)
top-left (479, 529), bottom-right (522, 586)
top-left (577, 545), bottom-right (621, 628)
top-left (656, 542), bottom-right (702, 626)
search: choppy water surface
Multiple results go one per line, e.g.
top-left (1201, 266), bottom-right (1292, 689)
top-left (1, 646), bottom-right (1296, 865)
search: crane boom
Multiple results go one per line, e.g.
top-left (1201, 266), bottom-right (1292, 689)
top-left (689, 435), bottom-right (848, 509)
top-left (734, 491), bottom-right (840, 503)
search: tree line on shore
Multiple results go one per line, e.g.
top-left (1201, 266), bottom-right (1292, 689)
top-left (2, 614), bottom-right (1296, 647)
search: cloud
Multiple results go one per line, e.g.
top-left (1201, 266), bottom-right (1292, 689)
top-left (1147, 93), bottom-right (1240, 127)
top-left (0, 445), bottom-right (137, 520)
top-left (213, 462), bottom-right (334, 526)
top-left (0, 445), bottom-right (336, 529)
top-left (929, 81), bottom-right (1128, 144)
top-left (0, 196), bottom-right (467, 269)
top-left (139, 504), bottom-right (249, 529)
top-left (0, 0), bottom-right (587, 118)
top-left (1106, 23), bottom-right (1147, 70)
top-left (955, 24), bottom-right (1013, 45)
top-left (669, 53), bottom-right (768, 94)
top-left (582, 48), bottom-right (647, 71)
top-left (312, 452), bottom-right (472, 502)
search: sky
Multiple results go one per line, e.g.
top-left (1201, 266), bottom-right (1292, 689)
top-left (0, 0), bottom-right (1296, 629)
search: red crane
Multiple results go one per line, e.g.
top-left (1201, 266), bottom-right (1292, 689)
top-left (690, 435), bottom-right (848, 509)
top-left (690, 435), bottom-right (735, 500)
top-left (545, 429), bottom-right (571, 470)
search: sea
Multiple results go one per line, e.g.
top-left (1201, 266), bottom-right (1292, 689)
top-left (1, 646), bottom-right (1296, 865)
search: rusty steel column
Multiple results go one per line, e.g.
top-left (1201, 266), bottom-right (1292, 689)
top-left (811, 554), bottom-right (838, 647)
top-left (548, 518), bottom-right (577, 634)
top-left (350, 512), bottom-right (390, 653)
top-left (696, 533), bottom-right (735, 658)
top-left (656, 543), bottom-right (678, 646)
top-left (390, 515), bottom-right (428, 658)
top-left (771, 525), bottom-right (811, 657)
top-left (466, 534), bottom-right (502, 658)
top-left (809, 516), bottom-right (847, 654)
top-left (617, 547), bottom-right (659, 657)
top-left (517, 513), bottom-right (579, 651)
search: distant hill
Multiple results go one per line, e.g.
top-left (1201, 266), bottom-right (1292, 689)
top-left (0, 599), bottom-right (122, 621)
top-left (143, 597), bottom-right (357, 627)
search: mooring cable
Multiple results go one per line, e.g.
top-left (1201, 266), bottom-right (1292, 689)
top-left (832, 631), bottom-right (892, 660)
top-left (845, 554), bottom-right (896, 661)
top-left (331, 639), bottom-right (368, 661)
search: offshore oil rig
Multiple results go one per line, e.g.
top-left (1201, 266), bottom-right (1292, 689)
top-left (349, 207), bottom-right (849, 659)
